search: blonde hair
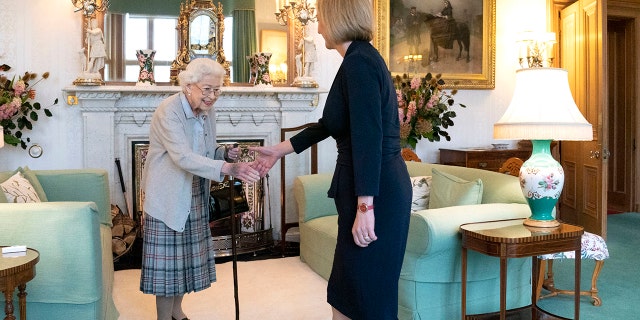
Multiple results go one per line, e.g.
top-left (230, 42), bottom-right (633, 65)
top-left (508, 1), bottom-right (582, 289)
top-left (177, 58), bottom-right (225, 89)
top-left (317, 0), bottom-right (373, 44)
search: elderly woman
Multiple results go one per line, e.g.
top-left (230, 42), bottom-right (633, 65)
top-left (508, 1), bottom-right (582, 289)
top-left (140, 58), bottom-right (260, 320)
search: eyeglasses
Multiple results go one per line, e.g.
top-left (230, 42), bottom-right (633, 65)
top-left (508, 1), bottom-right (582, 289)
top-left (193, 84), bottom-right (221, 97)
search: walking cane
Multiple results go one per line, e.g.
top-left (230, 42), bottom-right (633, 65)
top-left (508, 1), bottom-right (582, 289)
top-left (228, 143), bottom-right (240, 320)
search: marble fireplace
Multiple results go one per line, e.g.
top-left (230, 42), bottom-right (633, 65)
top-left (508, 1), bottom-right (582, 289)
top-left (63, 85), bottom-right (323, 243)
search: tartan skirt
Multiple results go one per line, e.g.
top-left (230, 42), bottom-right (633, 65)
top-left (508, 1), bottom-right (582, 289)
top-left (140, 176), bottom-right (216, 296)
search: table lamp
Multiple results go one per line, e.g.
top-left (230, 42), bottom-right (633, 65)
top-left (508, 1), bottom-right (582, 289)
top-left (494, 67), bottom-right (592, 228)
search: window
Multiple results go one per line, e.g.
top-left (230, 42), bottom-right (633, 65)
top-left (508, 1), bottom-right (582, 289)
top-left (105, 14), bottom-right (178, 83)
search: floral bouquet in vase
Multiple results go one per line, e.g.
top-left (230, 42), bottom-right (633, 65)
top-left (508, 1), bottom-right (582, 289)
top-left (1, 64), bottom-right (57, 149)
top-left (395, 73), bottom-right (466, 149)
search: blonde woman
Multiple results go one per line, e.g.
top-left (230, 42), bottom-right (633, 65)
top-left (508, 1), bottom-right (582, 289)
top-left (252, 0), bottom-right (411, 318)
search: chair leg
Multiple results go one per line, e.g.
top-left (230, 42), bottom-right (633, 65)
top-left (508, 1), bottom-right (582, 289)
top-left (538, 259), bottom-right (604, 306)
top-left (543, 260), bottom-right (557, 292)
top-left (589, 260), bottom-right (604, 306)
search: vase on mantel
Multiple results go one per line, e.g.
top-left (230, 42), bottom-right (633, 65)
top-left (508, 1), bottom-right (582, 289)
top-left (246, 52), bottom-right (272, 86)
top-left (136, 49), bottom-right (156, 86)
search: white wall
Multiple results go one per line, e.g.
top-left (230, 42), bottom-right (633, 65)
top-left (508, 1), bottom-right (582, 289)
top-left (0, 0), bottom-right (548, 174)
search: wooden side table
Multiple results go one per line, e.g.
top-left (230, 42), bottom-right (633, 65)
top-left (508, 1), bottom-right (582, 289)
top-left (439, 148), bottom-right (531, 172)
top-left (460, 219), bottom-right (583, 320)
top-left (0, 248), bottom-right (39, 320)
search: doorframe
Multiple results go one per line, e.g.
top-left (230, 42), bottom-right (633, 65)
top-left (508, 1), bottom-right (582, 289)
top-left (548, 0), bottom-right (640, 213)
top-left (607, 2), bottom-right (640, 212)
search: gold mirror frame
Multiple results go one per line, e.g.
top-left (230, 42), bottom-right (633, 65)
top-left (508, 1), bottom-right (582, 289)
top-left (171, 0), bottom-right (230, 85)
top-left (372, 0), bottom-right (496, 89)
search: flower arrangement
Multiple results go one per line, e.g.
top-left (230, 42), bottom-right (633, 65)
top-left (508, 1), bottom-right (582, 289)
top-left (1, 64), bottom-right (57, 149)
top-left (395, 73), bottom-right (466, 149)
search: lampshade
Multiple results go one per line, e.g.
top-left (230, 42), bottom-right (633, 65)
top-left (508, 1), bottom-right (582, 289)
top-left (494, 67), bottom-right (592, 141)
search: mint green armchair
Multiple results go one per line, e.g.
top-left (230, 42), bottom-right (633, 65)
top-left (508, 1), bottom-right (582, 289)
top-left (294, 162), bottom-right (533, 319)
top-left (0, 169), bottom-right (118, 320)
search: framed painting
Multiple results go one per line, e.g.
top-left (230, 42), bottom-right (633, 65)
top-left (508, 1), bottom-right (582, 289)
top-left (374, 0), bottom-right (496, 89)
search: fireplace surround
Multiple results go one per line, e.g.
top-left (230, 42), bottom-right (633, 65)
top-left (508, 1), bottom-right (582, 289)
top-left (63, 85), bottom-right (324, 244)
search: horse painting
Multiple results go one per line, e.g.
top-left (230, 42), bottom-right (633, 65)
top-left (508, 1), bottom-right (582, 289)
top-left (423, 13), bottom-right (470, 63)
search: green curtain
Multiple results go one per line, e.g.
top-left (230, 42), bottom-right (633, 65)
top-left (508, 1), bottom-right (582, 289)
top-left (232, 9), bottom-right (257, 83)
top-left (109, 0), bottom-right (182, 16)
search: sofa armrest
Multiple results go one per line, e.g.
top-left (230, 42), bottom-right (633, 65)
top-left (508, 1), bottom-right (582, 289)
top-left (294, 173), bottom-right (337, 223)
top-left (406, 203), bottom-right (531, 256)
top-left (0, 202), bottom-right (102, 305)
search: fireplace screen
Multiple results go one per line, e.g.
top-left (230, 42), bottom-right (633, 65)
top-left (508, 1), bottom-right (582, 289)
top-left (132, 139), bottom-right (272, 256)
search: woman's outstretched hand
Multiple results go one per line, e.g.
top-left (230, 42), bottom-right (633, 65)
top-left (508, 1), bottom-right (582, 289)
top-left (222, 162), bottom-right (261, 183)
top-left (249, 141), bottom-right (294, 177)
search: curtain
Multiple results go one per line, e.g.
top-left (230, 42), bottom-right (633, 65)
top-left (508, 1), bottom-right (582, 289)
top-left (232, 9), bottom-right (257, 83)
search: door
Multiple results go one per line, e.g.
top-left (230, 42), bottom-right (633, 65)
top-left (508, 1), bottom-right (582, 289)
top-left (557, 0), bottom-right (608, 237)
top-left (606, 18), bottom-right (636, 213)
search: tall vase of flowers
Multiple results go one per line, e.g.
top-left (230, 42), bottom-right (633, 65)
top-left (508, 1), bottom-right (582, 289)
top-left (1, 64), bottom-right (57, 150)
top-left (395, 73), bottom-right (466, 149)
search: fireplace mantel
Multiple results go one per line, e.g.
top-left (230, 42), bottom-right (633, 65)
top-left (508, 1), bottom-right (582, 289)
top-left (63, 85), bottom-right (324, 240)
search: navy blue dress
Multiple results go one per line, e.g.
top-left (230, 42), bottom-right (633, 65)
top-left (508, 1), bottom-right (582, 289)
top-left (290, 41), bottom-right (412, 319)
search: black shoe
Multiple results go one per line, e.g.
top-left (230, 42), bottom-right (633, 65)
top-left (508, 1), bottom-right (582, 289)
top-left (172, 317), bottom-right (189, 320)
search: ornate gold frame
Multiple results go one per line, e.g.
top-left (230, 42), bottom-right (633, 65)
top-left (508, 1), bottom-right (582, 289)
top-left (373, 0), bottom-right (496, 89)
top-left (170, 0), bottom-right (230, 85)
top-left (132, 141), bottom-right (149, 230)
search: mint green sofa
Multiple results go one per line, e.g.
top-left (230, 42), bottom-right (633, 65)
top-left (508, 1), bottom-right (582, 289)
top-left (294, 162), bottom-right (533, 319)
top-left (0, 169), bottom-right (119, 320)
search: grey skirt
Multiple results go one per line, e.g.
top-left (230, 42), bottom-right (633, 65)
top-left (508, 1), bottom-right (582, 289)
top-left (140, 176), bottom-right (216, 296)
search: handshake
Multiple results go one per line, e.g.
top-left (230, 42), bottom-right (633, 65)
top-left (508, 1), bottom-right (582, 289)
top-left (220, 141), bottom-right (292, 183)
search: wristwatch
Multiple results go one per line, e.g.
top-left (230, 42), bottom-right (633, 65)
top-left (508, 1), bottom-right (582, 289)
top-left (358, 203), bottom-right (374, 213)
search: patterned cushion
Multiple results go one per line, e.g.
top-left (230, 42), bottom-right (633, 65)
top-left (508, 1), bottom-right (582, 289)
top-left (538, 231), bottom-right (609, 260)
top-left (410, 176), bottom-right (432, 211)
top-left (0, 171), bottom-right (42, 203)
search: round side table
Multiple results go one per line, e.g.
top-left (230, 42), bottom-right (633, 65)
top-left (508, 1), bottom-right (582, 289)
top-left (0, 248), bottom-right (39, 320)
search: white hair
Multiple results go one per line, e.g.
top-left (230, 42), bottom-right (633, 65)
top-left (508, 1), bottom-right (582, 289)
top-left (177, 58), bottom-right (225, 89)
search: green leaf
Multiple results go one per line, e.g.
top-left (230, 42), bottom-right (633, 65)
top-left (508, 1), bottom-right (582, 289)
top-left (4, 134), bottom-right (20, 146)
top-left (30, 111), bottom-right (38, 121)
top-left (44, 109), bottom-right (53, 117)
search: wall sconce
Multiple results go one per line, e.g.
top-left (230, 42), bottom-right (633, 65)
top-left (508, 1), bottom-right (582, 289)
top-left (517, 31), bottom-right (556, 68)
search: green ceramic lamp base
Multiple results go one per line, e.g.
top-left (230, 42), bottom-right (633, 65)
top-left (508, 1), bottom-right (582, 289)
top-left (520, 140), bottom-right (564, 228)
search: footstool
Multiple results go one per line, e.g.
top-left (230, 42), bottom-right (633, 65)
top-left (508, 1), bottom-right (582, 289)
top-left (536, 231), bottom-right (609, 306)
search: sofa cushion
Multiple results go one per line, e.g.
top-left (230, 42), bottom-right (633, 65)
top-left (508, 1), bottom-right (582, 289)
top-left (1, 171), bottom-right (42, 203)
top-left (429, 168), bottom-right (483, 209)
top-left (405, 162), bottom-right (526, 204)
top-left (0, 166), bottom-right (48, 203)
top-left (410, 176), bottom-right (432, 211)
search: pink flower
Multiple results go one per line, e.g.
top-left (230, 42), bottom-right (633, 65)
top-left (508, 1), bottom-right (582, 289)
top-left (13, 80), bottom-right (26, 96)
top-left (426, 94), bottom-right (439, 109)
top-left (410, 77), bottom-right (421, 89)
top-left (0, 98), bottom-right (21, 120)
top-left (407, 101), bottom-right (417, 118)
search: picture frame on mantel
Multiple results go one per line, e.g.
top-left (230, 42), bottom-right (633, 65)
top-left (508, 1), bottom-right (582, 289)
top-left (373, 0), bottom-right (496, 89)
